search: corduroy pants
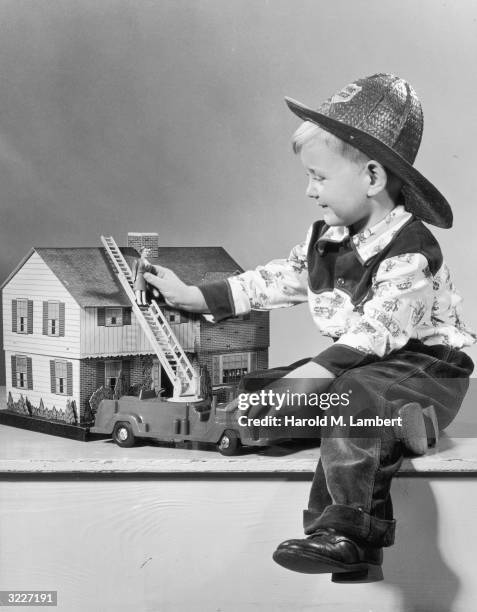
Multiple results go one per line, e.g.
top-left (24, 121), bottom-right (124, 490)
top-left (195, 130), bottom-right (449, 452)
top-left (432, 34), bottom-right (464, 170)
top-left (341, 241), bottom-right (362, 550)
top-left (239, 339), bottom-right (473, 547)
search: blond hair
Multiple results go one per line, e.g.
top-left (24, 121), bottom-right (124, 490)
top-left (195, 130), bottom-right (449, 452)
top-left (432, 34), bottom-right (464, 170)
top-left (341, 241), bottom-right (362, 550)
top-left (291, 121), bottom-right (369, 165)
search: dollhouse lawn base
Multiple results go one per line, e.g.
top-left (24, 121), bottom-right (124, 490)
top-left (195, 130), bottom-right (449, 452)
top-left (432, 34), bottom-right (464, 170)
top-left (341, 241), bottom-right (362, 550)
top-left (0, 409), bottom-right (96, 441)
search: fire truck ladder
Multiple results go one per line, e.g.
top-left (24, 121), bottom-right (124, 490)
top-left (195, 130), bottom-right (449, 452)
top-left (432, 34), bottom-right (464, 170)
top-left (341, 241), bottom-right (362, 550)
top-left (101, 235), bottom-right (201, 401)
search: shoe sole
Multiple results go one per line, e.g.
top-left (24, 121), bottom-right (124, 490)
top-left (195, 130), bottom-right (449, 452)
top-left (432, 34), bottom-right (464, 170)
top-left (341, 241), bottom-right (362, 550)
top-left (423, 405), bottom-right (439, 447)
top-left (397, 403), bottom-right (439, 455)
top-left (331, 565), bottom-right (384, 583)
top-left (272, 545), bottom-right (379, 578)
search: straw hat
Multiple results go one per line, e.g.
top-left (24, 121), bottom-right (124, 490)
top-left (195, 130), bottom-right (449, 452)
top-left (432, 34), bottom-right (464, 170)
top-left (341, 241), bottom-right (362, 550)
top-left (285, 73), bottom-right (453, 228)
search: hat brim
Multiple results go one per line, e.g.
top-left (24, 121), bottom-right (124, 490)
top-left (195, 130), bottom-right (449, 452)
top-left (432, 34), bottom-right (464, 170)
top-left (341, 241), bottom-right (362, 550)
top-left (285, 97), bottom-right (453, 229)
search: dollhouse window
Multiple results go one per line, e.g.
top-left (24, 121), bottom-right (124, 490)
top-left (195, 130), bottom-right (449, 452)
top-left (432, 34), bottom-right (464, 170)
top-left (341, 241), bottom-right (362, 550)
top-left (50, 360), bottom-right (72, 395)
top-left (97, 307), bottom-right (131, 327)
top-left (43, 301), bottom-right (65, 336)
top-left (105, 361), bottom-right (121, 390)
top-left (15, 356), bottom-right (28, 389)
top-left (221, 353), bottom-right (250, 384)
top-left (165, 310), bottom-right (183, 324)
top-left (105, 308), bottom-right (123, 326)
top-left (213, 352), bottom-right (258, 386)
top-left (17, 299), bottom-right (28, 333)
top-left (48, 301), bottom-right (60, 336)
top-left (55, 360), bottom-right (67, 395)
top-left (12, 355), bottom-right (33, 390)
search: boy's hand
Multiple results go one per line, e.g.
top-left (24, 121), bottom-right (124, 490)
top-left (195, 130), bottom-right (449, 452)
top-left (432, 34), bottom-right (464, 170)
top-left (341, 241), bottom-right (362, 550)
top-left (143, 266), bottom-right (209, 312)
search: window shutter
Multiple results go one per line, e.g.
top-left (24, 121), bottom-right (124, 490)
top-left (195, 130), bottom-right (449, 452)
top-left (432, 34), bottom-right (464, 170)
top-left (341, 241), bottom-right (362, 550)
top-left (59, 303), bottom-right (65, 336)
top-left (11, 356), bottom-right (17, 388)
top-left (27, 357), bottom-right (33, 390)
top-left (42, 302), bottom-right (48, 335)
top-left (27, 300), bottom-right (33, 334)
top-left (212, 355), bottom-right (220, 385)
top-left (50, 360), bottom-right (56, 393)
top-left (12, 300), bottom-right (17, 333)
top-left (96, 361), bottom-right (105, 389)
top-left (66, 362), bottom-right (73, 396)
top-left (123, 308), bottom-right (131, 325)
top-left (97, 308), bottom-right (105, 326)
top-left (121, 360), bottom-right (130, 389)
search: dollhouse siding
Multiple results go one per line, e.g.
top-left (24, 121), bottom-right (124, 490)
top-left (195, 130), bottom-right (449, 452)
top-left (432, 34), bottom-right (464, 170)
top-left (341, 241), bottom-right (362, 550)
top-left (80, 307), bottom-right (152, 357)
top-left (2, 251), bottom-right (81, 359)
top-left (80, 310), bottom-right (200, 356)
top-left (169, 320), bottom-right (200, 352)
top-left (199, 311), bottom-right (270, 353)
top-left (5, 352), bottom-right (81, 415)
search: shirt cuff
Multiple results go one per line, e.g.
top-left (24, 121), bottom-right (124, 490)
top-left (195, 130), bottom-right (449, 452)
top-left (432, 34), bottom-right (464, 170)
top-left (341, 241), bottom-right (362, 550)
top-left (227, 276), bottom-right (253, 316)
top-left (198, 280), bottom-right (236, 322)
top-left (311, 343), bottom-right (375, 376)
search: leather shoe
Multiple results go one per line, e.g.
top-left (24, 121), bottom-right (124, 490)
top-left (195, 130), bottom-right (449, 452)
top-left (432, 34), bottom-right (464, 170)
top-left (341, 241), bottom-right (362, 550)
top-left (273, 528), bottom-right (382, 579)
top-left (395, 403), bottom-right (439, 456)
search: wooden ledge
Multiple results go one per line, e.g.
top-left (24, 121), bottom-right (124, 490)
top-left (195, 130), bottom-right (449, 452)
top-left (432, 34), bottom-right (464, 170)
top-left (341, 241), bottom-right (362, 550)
top-left (1, 424), bottom-right (477, 475)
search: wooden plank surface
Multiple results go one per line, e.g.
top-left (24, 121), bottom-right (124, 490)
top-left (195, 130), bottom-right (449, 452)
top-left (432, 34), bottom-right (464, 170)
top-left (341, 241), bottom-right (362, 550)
top-left (1, 424), bottom-right (477, 474)
top-left (1, 477), bottom-right (477, 612)
top-left (2, 382), bottom-right (477, 474)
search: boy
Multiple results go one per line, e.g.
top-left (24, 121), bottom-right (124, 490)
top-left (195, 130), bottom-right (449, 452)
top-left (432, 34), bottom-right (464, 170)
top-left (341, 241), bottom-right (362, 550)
top-left (144, 74), bottom-right (475, 580)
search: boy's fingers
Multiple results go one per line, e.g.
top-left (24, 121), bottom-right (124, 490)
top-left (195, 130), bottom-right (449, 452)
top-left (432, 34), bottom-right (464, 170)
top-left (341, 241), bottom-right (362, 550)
top-left (143, 272), bottom-right (163, 287)
top-left (143, 264), bottom-right (166, 278)
top-left (150, 265), bottom-right (168, 278)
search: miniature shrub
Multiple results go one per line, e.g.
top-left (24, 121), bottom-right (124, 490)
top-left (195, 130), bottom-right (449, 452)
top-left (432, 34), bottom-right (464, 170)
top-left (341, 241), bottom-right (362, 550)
top-left (65, 399), bottom-right (78, 425)
top-left (17, 395), bottom-right (29, 415)
top-left (25, 397), bottom-right (33, 416)
top-left (89, 386), bottom-right (113, 419)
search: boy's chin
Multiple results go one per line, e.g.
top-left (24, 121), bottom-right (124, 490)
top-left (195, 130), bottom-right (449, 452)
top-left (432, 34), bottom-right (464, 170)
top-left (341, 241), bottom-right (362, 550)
top-left (322, 211), bottom-right (345, 226)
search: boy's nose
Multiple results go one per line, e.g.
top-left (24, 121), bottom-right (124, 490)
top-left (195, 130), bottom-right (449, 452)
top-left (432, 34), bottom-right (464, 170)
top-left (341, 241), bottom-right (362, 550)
top-left (306, 180), bottom-right (319, 199)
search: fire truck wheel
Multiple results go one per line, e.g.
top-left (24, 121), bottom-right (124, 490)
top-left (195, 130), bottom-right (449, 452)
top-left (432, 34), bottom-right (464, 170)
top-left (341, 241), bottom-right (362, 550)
top-left (217, 429), bottom-right (241, 456)
top-left (113, 421), bottom-right (136, 448)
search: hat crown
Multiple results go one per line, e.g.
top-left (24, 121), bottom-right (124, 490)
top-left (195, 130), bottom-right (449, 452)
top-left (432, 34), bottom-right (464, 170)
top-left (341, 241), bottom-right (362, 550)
top-left (318, 73), bottom-right (423, 164)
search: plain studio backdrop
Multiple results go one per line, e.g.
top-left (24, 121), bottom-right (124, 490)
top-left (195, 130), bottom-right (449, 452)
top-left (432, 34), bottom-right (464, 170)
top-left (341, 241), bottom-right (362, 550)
top-left (1, 0), bottom-right (477, 379)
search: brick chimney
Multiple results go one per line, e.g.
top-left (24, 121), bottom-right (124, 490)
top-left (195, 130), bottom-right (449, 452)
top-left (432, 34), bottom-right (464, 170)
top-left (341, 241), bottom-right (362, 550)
top-left (127, 232), bottom-right (159, 258)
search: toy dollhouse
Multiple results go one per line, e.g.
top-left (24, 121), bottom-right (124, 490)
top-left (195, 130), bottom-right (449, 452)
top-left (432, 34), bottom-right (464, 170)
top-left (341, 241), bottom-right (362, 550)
top-left (1, 232), bottom-right (269, 432)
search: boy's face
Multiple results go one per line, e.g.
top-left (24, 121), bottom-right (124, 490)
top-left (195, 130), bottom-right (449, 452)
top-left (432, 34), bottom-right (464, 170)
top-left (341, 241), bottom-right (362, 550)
top-left (300, 135), bottom-right (372, 230)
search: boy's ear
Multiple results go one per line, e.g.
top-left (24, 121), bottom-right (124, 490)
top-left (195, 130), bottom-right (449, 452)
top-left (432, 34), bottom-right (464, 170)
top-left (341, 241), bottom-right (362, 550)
top-left (365, 160), bottom-right (388, 196)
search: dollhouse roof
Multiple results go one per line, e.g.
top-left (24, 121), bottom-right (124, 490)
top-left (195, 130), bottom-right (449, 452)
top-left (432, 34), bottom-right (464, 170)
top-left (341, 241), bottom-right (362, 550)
top-left (2, 246), bottom-right (243, 308)
top-left (148, 247), bottom-right (242, 285)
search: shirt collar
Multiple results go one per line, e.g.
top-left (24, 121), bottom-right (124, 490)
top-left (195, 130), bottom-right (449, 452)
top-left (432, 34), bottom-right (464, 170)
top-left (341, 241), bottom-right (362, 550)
top-left (316, 205), bottom-right (412, 263)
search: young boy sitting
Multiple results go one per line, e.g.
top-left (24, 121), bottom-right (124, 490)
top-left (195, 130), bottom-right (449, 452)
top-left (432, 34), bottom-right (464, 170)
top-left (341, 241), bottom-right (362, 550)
top-left (143, 74), bottom-right (475, 580)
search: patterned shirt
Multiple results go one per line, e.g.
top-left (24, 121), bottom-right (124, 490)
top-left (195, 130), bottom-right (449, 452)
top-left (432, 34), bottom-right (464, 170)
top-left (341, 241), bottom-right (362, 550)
top-left (199, 205), bottom-right (476, 375)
